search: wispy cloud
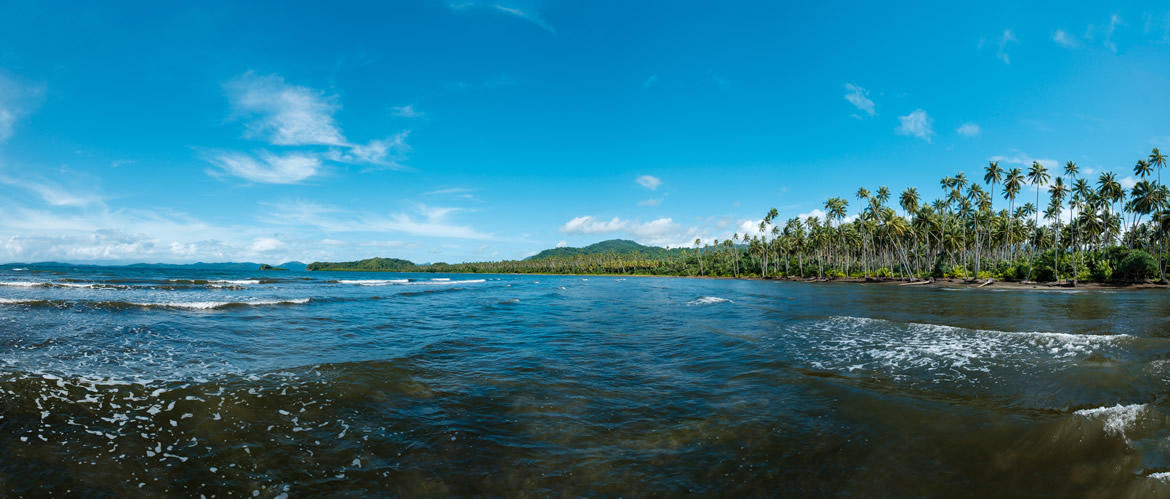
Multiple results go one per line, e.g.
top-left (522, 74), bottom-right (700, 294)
top-left (493, 5), bottom-right (554, 33)
top-left (635, 175), bottom-right (662, 190)
top-left (263, 200), bottom-right (492, 240)
top-left (212, 72), bottom-right (412, 181)
top-left (225, 72), bottom-right (347, 147)
top-left (997, 29), bottom-right (1017, 64)
top-left (324, 132), bottom-right (411, 169)
top-left (1053, 29), bottom-right (1080, 48)
top-left (0, 72), bottom-right (45, 143)
top-left (637, 198), bottom-right (663, 207)
top-left (423, 187), bottom-right (477, 200)
top-left (642, 74), bottom-right (658, 88)
top-left (844, 83), bottom-right (876, 117)
top-left (957, 122), bottom-right (981, 137)
top-left (0, 172), bottom-right (104, 207)
top-left (205, 150), bottom-right (322, 184)
top-left (1105, 14), bottom-right (1123, 53)
top-left (391, 105), bottom-right (424, 118)
top-left (988, 150), bottom-right (1059, 170)
top-left (555, 240), bottom-right (568, 248)
top-left (896, 109), bottom-right (934, 142)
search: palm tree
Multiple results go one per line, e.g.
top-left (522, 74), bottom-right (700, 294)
top-left (1048, 177), bottom-right (1068, 280)
top-left (1151, 147), bottom-right (1168, 281)
top-left (1004, 167), bottom-right (1024, 261)
top-left (1025, 161), bottom-right (1051, 280)
top-left (1098, 172), bottom-right (1124, 247)
top-left (694, 238), bottom-right (703, 276)
top-left (1064, 161), bottom-right (1081, 283)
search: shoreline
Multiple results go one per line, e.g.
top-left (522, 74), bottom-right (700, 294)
top-left (311, 269), bottom-right (1170, 291)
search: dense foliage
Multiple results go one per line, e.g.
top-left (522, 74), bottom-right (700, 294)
top-left (310, 148), bottom-right (1170, 284)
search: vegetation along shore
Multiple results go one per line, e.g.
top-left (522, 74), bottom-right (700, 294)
top-left (311, 148), bottom-right (1170, 288)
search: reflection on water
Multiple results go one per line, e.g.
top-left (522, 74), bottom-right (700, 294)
top-left (1, 267), bottom-right (1169, 495)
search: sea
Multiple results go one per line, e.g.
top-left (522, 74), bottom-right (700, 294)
top-left (1, 265), bottom-right (1169, 496)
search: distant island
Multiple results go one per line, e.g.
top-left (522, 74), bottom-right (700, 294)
top-left (4, 261), bottom-right (309, 272)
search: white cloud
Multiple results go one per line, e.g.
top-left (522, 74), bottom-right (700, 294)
top-left (493, 5), bottom-right (554, 33)
top-left (635, 175), bottom-right (662, 190)
top-left (559, 215), bottom-right (698, 247)
top-left (844, 83), bottom-right (876, 116)
top-left (225, 72), bottom-right (347, 147)
top-left (206, 150), bottom-right (322, 184)
top-left (643, 75), bottom-right (658, 87)
top-left (391, 105), bottom-right (423, 118)
top-left (1053, 29), bottom-right (1079, 48)
top-left (555, 240), bottom-right (568, 248)
top-left (896, 109), bottom-right (934, 142)
top-left (214, 73), bottom-right (412, 178)
top-left (997, 29), bottom-right (1017, 64)
top-left (957, 122), bottom-right (981, 137)
top-left (248, 237), bottom-right (285, 252)
top-left (638, 198), bottom-right (663, 206)
top-left (1120, 175), bottom-right (1137, 190)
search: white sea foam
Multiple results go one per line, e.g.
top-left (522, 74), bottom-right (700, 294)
top-left (0, 298), bottom-right (46, 304)
top-left (1075, 403), bottom-right (1149, 438)
top-left (0, 281), bottom-right (45, 287)
top-left (1148, 472), bottom-right (1170, 481)
top-left (337, 279), bottom-right (410, 286)
top-left (688, 296), bottom-right (732, 305)
top-left (430, 278), bottom-right (450, 281)
top-left (209, 279), bottom-right (260, 285)
top-left (339, 279), bottom-right (484, 286)
top-left (794, 316), bottom-right (1131, 381)
top-left (128, 298), bottom-right (311, 310)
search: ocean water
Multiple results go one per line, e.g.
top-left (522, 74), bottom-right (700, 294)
top-left (2, 266), bottom-right (1170, 496)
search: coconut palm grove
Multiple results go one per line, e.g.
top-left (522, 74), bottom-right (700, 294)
top-left (310, 147), bottom-right (1169, 284)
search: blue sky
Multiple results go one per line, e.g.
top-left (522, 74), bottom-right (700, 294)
top-left (1, 1), bottom-right (1169, 264)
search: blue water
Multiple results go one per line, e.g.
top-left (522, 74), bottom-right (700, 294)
top-left (2, 266), bottom-right (1170, 495)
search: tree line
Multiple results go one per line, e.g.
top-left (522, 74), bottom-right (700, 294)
top-left (309, 148), bottom-right (1169, 283)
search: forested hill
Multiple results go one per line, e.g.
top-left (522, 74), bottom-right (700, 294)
top-left (306, 257), bottom-right (418, 272)
top-left (525, 239), bottom-right (687, 260)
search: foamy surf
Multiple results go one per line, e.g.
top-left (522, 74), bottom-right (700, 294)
top-left (338, 279), bottom-right (485, 286)
top-left (0, 280), bottom-right (46, 287)
top-left (1074, 403), bottom-right (1150, 438)
top-left (118, 298), bottom-right (311, 310)
top-left (337, 279), bottom-right (411, 286)
top-left (793, 316), bottom-right (1133, 384)
top-left (689, 296), bottom-right (732, 305)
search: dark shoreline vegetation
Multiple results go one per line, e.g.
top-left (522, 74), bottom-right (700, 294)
top-left (311, 149), bottom-right (1170, 286)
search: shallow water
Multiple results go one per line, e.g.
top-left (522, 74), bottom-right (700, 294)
top-left (2, 266), bottom-right (1170, 496)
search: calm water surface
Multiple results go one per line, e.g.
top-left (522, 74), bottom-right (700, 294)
top-left (2, 266), bottom-right (1170, 496)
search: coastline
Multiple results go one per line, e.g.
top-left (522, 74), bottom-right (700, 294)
top-left (310, 268), bottom-right (1169, 291)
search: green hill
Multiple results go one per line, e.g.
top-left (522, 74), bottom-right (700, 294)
top-left (306, 257), bottom-right (418, 272)
top-left (526, 239), bottom-right (685, 260)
